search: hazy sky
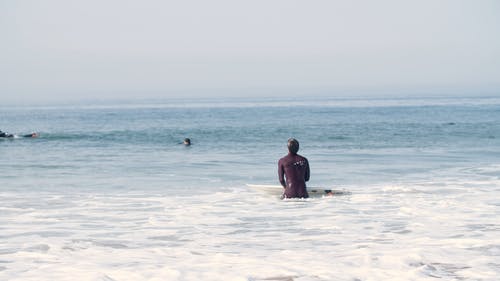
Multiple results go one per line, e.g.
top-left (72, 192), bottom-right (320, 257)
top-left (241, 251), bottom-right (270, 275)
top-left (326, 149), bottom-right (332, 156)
top-left (1, 0), bottom-right (499, 103)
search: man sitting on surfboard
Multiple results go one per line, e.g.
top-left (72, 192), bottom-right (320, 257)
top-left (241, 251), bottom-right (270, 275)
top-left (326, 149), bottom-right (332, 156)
top-left (278, 138), bottom-right (310, 199)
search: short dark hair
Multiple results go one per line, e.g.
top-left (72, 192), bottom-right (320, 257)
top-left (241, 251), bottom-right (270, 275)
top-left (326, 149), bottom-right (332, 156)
top-left (287, 138), bottom-right (299, 154)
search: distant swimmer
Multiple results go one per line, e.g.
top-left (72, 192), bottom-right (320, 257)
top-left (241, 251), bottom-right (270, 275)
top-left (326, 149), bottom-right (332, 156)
top-left (0, 130), bottom-right (14, 138)
top-left (278, 138), bottom-right (310, 199)
top-left (0, 130), bottom-right (38, 138)
top-left (183, 138), bottom-right (191, 146)
top-left (23, 132), bottom-right (39, 138)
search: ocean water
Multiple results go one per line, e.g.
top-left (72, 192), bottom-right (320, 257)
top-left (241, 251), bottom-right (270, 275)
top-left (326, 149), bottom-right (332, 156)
top-left (1, 96), bottom-right (499, 281)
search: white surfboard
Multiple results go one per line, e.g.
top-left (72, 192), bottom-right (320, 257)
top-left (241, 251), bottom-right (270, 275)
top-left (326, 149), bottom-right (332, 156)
top-left (246, 184), bottom-right (349, 197)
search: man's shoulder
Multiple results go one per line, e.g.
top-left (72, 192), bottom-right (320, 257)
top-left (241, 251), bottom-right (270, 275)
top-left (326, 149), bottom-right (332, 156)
top-left (297, 154), bottom-right (308, 161)
top-left (279, 154), bottom-right (308, 164)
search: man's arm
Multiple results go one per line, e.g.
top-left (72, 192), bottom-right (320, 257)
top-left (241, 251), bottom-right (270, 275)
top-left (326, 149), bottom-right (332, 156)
top-left (304, 158), bottom-right (310, 182)
top-left (278, 160), bottom-right (286, 188)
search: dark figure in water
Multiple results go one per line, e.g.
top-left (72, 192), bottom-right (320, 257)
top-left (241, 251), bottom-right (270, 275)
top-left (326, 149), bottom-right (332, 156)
top-left (183, 138), bottom-right (191, 146)
top-left (0, 130), bottom-right (38, 138)
top-left (278, 138), bottom-right (310, 199)
top-left (0, 130), bottom-right (14, 138)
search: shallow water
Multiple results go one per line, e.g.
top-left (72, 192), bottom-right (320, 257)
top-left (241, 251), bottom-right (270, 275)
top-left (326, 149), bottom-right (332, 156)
top-left (1, 96), bottom-right (499, 280)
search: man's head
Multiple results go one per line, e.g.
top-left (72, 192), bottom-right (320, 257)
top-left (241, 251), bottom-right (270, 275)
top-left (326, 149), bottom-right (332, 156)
top-left (287, 138), bottom-right (299, 154)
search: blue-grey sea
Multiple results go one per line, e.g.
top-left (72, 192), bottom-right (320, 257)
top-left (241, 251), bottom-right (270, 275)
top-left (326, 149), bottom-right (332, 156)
top-left (1, 96), bottom-right (499, 281)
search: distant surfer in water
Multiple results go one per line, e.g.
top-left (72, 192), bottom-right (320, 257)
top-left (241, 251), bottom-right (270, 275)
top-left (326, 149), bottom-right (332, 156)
top-left (0, 130), bottom-right (38, 138)
top-left (183, 138), bottom-right (191, 146)
top-left (0, 130), bottom-right (14, 138)
top-left (278, 138), bottom-right (310, 199)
